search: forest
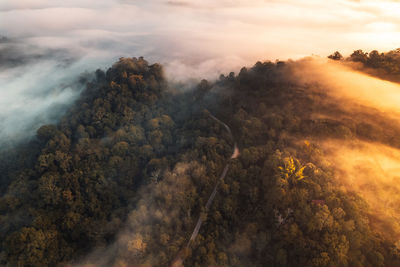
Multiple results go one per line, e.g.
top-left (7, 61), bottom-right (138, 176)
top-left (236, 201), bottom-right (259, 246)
top-left (1, 50), bottom-right (400, 266)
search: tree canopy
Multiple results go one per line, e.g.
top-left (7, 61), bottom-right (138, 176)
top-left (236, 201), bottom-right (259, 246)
top-left (0, 55), bottom-right (399, 266)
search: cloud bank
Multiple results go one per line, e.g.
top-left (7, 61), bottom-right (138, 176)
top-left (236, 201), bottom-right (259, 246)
top-left (2, 0), bottom-right (400, 76)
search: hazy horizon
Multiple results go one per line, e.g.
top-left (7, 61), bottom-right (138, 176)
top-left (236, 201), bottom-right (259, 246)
top-left (1, 0), bottom-right (400, 75)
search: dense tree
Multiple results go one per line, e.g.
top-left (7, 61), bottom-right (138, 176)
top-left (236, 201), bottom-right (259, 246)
top-left (0, 55), bottom-right (399, 266)
top-left (328, 51), bottom-right (343, 60)
top-left (330, 48), bottom-right (400, 82)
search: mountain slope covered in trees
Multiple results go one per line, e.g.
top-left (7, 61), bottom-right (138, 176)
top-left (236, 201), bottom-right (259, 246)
top-left (1, 52), bottom-right (400, 266)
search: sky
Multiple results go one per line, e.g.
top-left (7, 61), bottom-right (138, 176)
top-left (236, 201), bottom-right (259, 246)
top-left (1, 0), bottom-right (400, 75)
top-left (1, 0), bottom-right (400, 144)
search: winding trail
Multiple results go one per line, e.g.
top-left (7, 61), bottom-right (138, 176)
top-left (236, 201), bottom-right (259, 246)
top-left (171, 113), bottom-right (239, 267)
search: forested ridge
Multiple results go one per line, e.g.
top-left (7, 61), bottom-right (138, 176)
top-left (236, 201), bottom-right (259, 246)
top-left (1, 51), bottom-right (400, 266)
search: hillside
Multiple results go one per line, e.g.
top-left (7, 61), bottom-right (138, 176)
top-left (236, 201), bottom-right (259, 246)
top-left (1, 54), bottom-right (400, 266)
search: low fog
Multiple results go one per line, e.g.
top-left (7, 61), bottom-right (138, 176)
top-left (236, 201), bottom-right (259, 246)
top-left (0, 39), bottom-right (93, 147)
top-left (285, 57), bottom-right (400, 246)
top-left (324, 140), bottom-right (400, 243)
top-left (75, 162), bottom-right (206, 267)
top-left (288, 58), bottom-right (400, 115)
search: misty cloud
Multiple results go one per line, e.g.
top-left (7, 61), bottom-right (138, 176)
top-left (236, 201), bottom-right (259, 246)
top-left (279, 57), bottom-right (400, 244)
top-left (0, 38), bottom-right (75, 70)
top-left (0, 38), bottom-right (91, 147)
top-left (75, 161), bottom-right (206, 267)
top-left (1, 0), bottom-right (400, 74)
top-left (286, 57), bottom-right (400, 115)
top-left (323, 140), bottom-right (400, 242)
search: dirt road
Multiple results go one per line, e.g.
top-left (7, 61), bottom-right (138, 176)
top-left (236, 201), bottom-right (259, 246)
top-left (171, 113), bottom-right (239, 267)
